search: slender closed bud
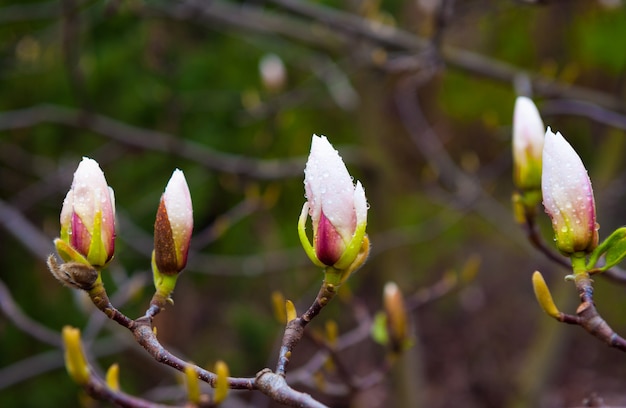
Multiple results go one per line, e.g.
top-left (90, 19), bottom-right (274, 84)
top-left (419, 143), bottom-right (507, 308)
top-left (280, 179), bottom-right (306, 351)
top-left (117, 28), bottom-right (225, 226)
top-left (184, 366), bottom-right (201, 404)
top-left (383, 282), bottom-right (409, 353)
top-left (153, 169), bottom-right (193, 275)
top-left (106, 363), bottom-right (120, 392)
top-left (531, 271), bottom-right (560, 319)
top-left (214, 361), bottom-right (230, 404)
top-left (62, 326), bottom-right (90, 385)
top-left (55, 157), bottom-right (116, 268)
top-left (299, 135), bottom-right (369, 284)
top-left (285, 300), bottom-right (297, 323)
top-left (512, 96), bottom-right (545, 192)
top-left (542, 128), bottom-right (598, 255)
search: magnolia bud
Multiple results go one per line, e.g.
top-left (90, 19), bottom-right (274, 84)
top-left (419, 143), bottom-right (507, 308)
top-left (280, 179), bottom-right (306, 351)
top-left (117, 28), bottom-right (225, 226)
top-left (512, 96), bottom-right (545, 192)
top-left (55, 157), bottom-right (115, 268)
top-left (153, 169), bottom-right (193, 275)
top-left (299, 135), bottom-right (369, 282)
top-left (542, 128), bottom-right (598, 255)
top-left (383, 282), bottom-right (408, 353)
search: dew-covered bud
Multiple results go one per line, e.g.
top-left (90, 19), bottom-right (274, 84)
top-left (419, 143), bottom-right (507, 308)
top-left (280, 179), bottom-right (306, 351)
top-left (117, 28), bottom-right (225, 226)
top-left (55, 157), bottom-right (116, 268)
top-left (542, 128), bottom-right (598, 255)
top-left (299, 135), bottom-right (368, 280)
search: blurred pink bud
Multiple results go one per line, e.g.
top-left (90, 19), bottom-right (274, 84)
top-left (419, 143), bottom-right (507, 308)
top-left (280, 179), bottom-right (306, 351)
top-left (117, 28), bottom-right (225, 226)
top-left (542, 128), bottom-right (598, 255)
top-left (512, 96), bottom-right (544, 191)
top-left (59, 157), bottom-right (116, 267)
top-left (154, 169), bottom-right (193, 274)
top-left (259, 53), bottom-right (286, 93)
top-left (304, 135), bottom-right (368, 266)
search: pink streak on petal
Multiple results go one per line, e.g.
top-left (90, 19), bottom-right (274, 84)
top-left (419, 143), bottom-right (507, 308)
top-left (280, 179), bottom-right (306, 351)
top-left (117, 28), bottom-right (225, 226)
top-left (315, 211), bottom-right (344, 265)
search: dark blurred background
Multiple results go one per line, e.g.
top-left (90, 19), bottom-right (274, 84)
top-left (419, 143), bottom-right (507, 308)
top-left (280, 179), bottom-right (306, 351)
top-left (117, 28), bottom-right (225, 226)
top-left (2, 0), bottom-right (626, 407)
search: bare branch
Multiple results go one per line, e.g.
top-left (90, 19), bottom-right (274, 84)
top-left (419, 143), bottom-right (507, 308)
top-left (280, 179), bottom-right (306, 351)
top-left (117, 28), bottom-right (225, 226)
top-left (0, 105), bottom-right (304, 180)
top-left (0, 198), bottom-right (54, 260)
top-left (0, 279), bottom-right (61, 347)
top-left (542, 99), bottom-right (626, 130)
top-left (556, 273), bottom-right (626, 352)
top-left (80, 360), bottom-right (181, 408)
top-left (256, 369), bottom-right (329, 408)
top-left (262, 0), bottom-right (624, 110)
top-left (0, 336), bottom-right (128, 390)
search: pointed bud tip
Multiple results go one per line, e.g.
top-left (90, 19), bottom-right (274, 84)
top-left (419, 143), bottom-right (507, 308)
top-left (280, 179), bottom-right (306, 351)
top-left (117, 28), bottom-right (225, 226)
top-left (532, 271), bottom-right (560, 319)
top-left (542, 129), bottom-right (597, 254)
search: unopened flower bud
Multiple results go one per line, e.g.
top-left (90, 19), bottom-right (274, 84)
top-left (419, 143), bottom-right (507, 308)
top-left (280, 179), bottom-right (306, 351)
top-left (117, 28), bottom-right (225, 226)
top-left (55, 157), bottom-right (116, 268)
top-left (383, 282), bottom-right (408, 353)
top-left (62, 326), bottom-right (90, 385)
top-left (259, 53), bottom-right (286, 93)
top-left (214, 361), bottom-right (230, 404)
top-left (542, 128), bottom-right (598, 255)
top-left (298, 135), bottom-right (369, 283)
top-left (153, 169), bottom-right (193, 275)
top-left (513, 96), bottom-right (545, 192)
top-left (531, 271), bottom-right (560, 319)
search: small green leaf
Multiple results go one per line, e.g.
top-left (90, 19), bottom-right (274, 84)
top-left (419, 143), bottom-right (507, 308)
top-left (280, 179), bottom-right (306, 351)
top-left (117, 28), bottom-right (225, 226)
top-left (587, 227), bottom-right (626, 271)
top-left (371, 311), bottom-right (388, 346)
top-left (605, 240), bottom-right (626, 270)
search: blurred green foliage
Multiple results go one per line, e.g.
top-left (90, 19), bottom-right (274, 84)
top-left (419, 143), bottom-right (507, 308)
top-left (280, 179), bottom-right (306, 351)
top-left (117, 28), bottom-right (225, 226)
top-left (2, 1), bottom-right (626, 407)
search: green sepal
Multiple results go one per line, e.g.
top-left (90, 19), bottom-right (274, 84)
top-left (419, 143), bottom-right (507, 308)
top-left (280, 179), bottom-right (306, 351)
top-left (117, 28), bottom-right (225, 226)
top-left (334, 219), bottom-right (367, 270)
top-left (87, 209), bottom-right (107, 267)
top-left (54, 238), bottom-right (91, 267)
top-left (297, 203), bottom-right (325, 268)
top-left (152, 251), bottom-right (179, 298)
top-left (323, 235), bottom-right (370, 286)
top-left (586, 227), bottom-right (626, 271)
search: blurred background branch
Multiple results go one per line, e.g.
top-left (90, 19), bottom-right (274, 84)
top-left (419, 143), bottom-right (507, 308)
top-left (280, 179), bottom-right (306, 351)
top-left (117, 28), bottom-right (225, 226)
top-left (3, 0), bottom-right (626, 407)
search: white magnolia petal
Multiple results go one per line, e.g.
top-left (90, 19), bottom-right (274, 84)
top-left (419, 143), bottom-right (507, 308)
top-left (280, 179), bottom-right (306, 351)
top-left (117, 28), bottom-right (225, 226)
top-left (353, 181), bottom-right (368, 226)
top-left (163, 169), bottom-right (193, 252)
top-left (304, 135), bottom-right (353, 231)
top-left (542, 128), bottom-right (596, 253)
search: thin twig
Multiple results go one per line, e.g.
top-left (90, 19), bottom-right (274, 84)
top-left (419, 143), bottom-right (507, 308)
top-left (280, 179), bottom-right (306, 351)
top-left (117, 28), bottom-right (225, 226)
top-left (261, 0), bottom-right (624, 110)
top-left (81, 362), bottom-right (180, 408)
top-left (302, 330), bottom-right (358, 391)
top-left (276, 282), bottom-right (337, 376)
top-left (522, 213), bottom-right (571, 269)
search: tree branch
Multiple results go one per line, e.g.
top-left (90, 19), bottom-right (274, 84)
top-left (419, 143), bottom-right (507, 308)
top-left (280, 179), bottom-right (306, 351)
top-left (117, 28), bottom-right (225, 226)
top-left (555, 273), bottom-right (626, 352)
top-left (0, 104), bottom-right (304, 180)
